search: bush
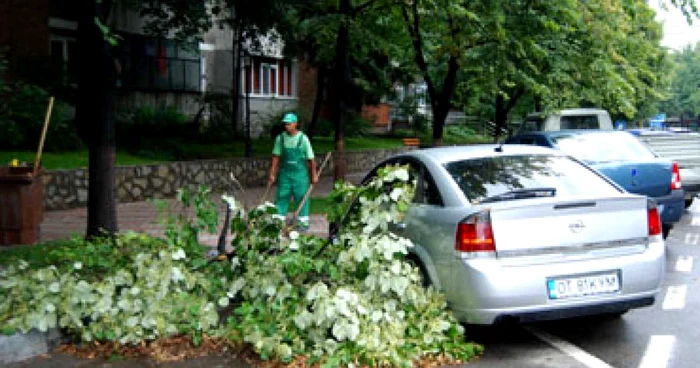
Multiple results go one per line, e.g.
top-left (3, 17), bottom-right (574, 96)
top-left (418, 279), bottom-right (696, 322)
top-left (195, 92), bottom-right (235, 143)
top-left (313, 112), bottom-right (371, 137)
top-left (115, 105), bottom-right (192, 158)
top-left (0, 82), bottom-right (81, 151)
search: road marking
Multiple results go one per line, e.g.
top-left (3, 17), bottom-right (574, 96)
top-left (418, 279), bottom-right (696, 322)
top-left (691, 217), bottom-right (699, 226)
top-left (675, 256), bottom-right (693, 272)
top-left (638, 335), bottom-right (675, 368)
top-left (525, 326), bottom-right (613, 368)
top-left (662, 285), bottom-right (687, 310)
top-left (684, 233), bottom-right (699, 245)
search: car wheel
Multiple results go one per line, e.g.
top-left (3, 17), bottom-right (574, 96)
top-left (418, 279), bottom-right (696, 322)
top-left (662, 225), bottom-right (672, 240)
top-left (686, 198), bottom-right (694, 209)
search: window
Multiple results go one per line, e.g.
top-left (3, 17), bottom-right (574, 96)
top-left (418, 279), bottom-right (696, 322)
top-left (117, 34), bottom-right (201, 92)
top-left (559, 115), bottom-right (600, 129)
top-left (445, 155), bottom-right (621, 204)
top-left (552, 132), bottom-right (656, 163)
top-left (244, 56), bottom-right (295, 97)
top-left (49, 35), bottom-right (78, 85)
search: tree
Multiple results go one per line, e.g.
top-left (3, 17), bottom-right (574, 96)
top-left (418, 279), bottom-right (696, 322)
top-left (76, 0), bottom-right (120, 238)
top-left (660, 43), bottom-right (700, 120)
top-left (278, 0), bottom-right (399, 180)
top-left (76, 0), bottom-right (212, 237)
top-left (480, 0), bottom-right (669, 137)
top-left (396, 0), bottom-right (502, 146)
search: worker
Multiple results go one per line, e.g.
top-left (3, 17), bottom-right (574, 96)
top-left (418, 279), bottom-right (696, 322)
top-left (268, 112), bottom-right (318, 231)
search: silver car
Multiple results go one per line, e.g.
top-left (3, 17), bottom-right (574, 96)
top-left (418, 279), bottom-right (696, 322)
top-left (361, 145), bottom-right (665, 325)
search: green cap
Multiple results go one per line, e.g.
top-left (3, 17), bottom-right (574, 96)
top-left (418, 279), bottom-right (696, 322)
top-left (282, 112), bottom-right (298, 124)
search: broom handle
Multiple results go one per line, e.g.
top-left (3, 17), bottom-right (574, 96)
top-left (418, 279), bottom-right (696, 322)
top-left (34, 96), bottom-right (55, 175)
top-left (294, 151), bottom-right (332, 218)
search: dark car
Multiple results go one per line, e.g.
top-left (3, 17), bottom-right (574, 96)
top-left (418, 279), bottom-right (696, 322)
top-left (505, 130), bottom-right (684, 238)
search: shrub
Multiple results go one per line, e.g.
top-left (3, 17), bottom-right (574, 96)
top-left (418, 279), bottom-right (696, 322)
top-left (313, 112), bottom-right (371, 137)
top-left (0, 82), bottom-right (81, 151)
top-left (115, 104), bottom-right (192, 158)
top-left (194, 92), bottom-right (236, 143)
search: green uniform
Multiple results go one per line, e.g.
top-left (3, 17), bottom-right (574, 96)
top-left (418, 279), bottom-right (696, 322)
top-left (273, 132), bottom-right (315, 226)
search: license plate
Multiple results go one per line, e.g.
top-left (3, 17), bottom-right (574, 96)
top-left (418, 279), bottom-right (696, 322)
top-left (547, 271), bottom-right (621, 300)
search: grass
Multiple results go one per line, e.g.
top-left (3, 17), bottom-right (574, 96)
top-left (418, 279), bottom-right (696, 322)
top-left (0, 133), bottom-right (492, 170)
top-left (0, 238), bottom-right (77, 268)
top-left (0, 149), bottom-right (170, 170)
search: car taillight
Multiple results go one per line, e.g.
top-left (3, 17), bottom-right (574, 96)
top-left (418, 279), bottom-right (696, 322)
top-left (455, 210), bottom-right (496, 255)
top-left (671, 162), bottom-right (682, 190)
top-left (648, 201), bottom-right (662, 237)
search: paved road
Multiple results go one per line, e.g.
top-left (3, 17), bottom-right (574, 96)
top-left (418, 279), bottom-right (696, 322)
top-left (464, 198), bottom-right (700, 368)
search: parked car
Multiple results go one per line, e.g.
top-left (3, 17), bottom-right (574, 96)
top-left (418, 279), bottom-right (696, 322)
top-left (349, 145), bottom-right (665, 325)
top-left (517, 108), bottom-right (613, 134)
top-left (505, 130), bottom-right (685, 237)
top-left (628, 129), bottom-right (700, 208)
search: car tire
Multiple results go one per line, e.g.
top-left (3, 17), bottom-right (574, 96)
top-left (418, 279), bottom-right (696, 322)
top-left (686, 198), bottom-right (694, 209)
top-left (662, 225), bottom-right (672, 240)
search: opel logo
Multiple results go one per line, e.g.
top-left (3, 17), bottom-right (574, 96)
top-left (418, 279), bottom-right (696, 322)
top-left (569, 220), bottom-right (585, 233)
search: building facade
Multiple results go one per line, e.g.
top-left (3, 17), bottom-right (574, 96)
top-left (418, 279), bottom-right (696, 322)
top-left (0, 0), bottom-right (308, 138)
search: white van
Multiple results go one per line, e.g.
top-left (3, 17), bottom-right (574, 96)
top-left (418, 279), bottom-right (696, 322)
top-left (518, 108), bottom-right (614, 133)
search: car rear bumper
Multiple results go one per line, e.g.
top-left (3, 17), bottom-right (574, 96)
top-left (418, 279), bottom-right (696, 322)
top-left (448, 237), bottom-right (665, 325)
top-left (492, 296), bottom-right (655, 324)
top-left (655, 188), bottom-right (685, 224)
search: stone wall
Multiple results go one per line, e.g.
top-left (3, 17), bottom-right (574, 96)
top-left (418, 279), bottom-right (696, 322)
top-left (42, 147), bottom-right (413, 211)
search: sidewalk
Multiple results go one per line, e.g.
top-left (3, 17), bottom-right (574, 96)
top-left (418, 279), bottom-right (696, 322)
top-left (39, 173), bottom-right (365, 246)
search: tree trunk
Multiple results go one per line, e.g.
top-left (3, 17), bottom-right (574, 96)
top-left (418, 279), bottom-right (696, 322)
top-left (231, 24), bottom-right (243, 139)
top-left (333, 0), bottom-right (351, 182)
top-left (493, 94), bottom-right (506, 142)
top-left (493, 87), bottom-right (525, 142)
top-left (429, 56), bottom-right (459, 146)
top-left (76, 0), bottom-right (118, 238)
top-left (307, 67), bottom-right (326, 140)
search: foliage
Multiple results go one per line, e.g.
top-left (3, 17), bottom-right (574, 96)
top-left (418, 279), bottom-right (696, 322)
top-left (218, 165), bottom-right (482, 366)
top-left (195, 92), bottom-right (236, 143)
top-left (0, 187), bottom-right (226, 344)
top-left (115, 104), bottom-right (192, 158)
top-left (659, 43), bottom-right (700, 118)
top-left (0, 166), bottom-right (481, 365)
top-left (313, 113), bottom-right (371, 137)
top-left (0, 81), bottom-right (81, 151)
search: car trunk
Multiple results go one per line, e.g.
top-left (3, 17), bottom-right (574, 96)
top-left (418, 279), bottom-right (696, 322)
top-left (592, 160), bottom-right (672, 198)
top-left (487, 195), bottom-right (649, 262)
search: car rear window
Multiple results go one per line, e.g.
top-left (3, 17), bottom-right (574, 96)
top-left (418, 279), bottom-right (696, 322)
top-left (444, 154), bottom-right (621, 203)
top-left (520, 117), bottom-right (544, 132)
top-left (559, 115), bottom-right (600, 129)
top-left (551, 132), bottom-right (656, 163)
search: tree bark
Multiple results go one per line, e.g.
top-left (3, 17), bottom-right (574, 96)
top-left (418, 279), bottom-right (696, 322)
top-left (307, 67), bottom-right (326, 140)
top-left (76, 0), bottom-right (117, 238)
top-left (333, 0), bottom-right (351, 182)
top-left (493, 87), bottom-right (525, 141)
top-left (231, 24), bottom-right (243, 138)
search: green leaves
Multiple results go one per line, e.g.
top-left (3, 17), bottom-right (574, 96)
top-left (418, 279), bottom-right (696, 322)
top-left (1, 166), bottom-right (480, 365)
top-left (216, 165), bottom-right (480, 366)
